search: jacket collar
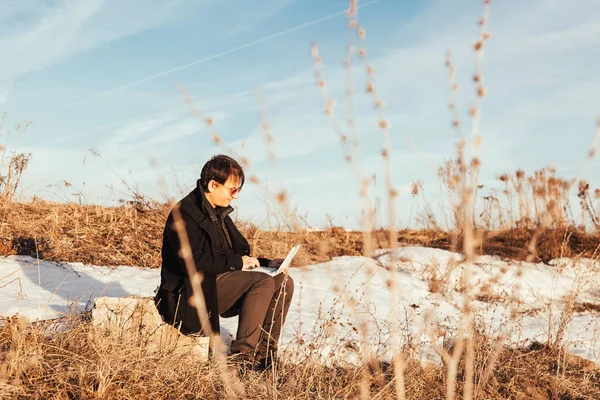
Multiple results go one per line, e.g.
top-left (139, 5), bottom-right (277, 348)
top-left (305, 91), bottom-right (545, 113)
top-left (195, 179), bottom-right (234, 222)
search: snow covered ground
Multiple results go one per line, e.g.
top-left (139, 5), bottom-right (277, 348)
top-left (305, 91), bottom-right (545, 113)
top-left (1, 246), bottom-right (598, 364)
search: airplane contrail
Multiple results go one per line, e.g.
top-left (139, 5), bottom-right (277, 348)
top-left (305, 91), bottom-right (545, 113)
top-left (33, 0), bottom-right (384, 120)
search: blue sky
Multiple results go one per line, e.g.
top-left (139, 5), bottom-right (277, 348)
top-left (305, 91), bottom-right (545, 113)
top-left (1, 0), bottom-right (599, 229)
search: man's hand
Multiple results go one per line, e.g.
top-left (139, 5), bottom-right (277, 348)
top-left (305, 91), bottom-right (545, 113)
top-left (268, 258), bottom-right (284, 269)
top-left (242, 256), bottom-right (260, 271)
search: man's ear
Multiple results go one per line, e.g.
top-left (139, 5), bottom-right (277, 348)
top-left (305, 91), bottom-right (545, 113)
top-left (207, 180), bottom-right (216, 193)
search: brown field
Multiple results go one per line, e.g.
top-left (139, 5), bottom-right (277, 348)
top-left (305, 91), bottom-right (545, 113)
top-left (0, 200), bottom-right (599, 399)
top-left (1, 200), bottom-right (598, 269)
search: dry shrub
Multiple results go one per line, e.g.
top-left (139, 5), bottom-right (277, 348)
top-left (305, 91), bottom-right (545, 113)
top-left (395, 228), bottom-right (600, 263)
top-left (237, 222), bottom-right (391, 265)
top-left (1, 199), bottom-right (598, 268)
top-left (0, 313), bottom-right (598, 399)
top-left (0, 201), bottom-right (385, 268)
top-left (0, 315), bottom-right (219, 399)
top-left (0, 113), bottom-right (32, 205)
top-left (447, 330), bottom-right (600, 400)
top-left (0, 199), bottom-right (168, 268)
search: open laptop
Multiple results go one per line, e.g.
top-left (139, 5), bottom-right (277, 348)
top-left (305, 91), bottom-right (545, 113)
top-left (253, 244), bottom-right (301, 276)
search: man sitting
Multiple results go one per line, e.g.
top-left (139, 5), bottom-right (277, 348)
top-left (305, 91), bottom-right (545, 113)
top-left (155, 154), bottom-right (294, 370)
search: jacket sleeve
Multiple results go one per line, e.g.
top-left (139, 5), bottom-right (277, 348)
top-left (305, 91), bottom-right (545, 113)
top-left (165, 212), bottom-right (243, 276)
top-left (258, 257), bottom-right (272, 267)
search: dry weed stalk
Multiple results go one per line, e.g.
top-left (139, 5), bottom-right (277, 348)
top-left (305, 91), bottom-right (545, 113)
top-left (441, 1), bottom-right (492, 399)
top-left (0, 113), bottom-right (32, 205)
top-left (170, 203), bottom-right (244, 398)
top-left (310, 41), bottom-right (376, 254)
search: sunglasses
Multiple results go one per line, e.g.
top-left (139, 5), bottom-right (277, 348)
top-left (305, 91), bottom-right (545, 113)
top-left (216, 182), bottom-right (242, 196)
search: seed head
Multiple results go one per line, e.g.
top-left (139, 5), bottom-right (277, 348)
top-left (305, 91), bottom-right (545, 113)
top-left (516, 169), bottom-right (525, 179)
top-left (477, 86), bottom-right (486, 97)
top-left (311, 43), bottom-right (319, 59)
top-left (325, 98), bottom-right (335, 116)
top-left (249, 175), bottom-right (260, 184)
top-left (276, 190), bottom-right (288, 204)
top-left (411, 182), bottom-right (419, 196)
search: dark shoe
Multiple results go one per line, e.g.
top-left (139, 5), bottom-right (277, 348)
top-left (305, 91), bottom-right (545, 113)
top-left (227, 352), bottom-right (254, 375)
top-left (254, 350), bottom-right (279, 371)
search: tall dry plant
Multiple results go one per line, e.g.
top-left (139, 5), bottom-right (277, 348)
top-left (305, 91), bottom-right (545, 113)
top-left (309, 0), bottom-right (411, 398)
top-left (0, 113), bottom-right (32, 204)
top-left (441, 2), bottom-right (492, 399)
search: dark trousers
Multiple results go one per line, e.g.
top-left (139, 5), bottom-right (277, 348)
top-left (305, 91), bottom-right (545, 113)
top-left (216, 271), bottom-right (294, 358)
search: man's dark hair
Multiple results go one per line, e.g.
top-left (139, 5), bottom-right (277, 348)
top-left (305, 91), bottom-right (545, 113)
top-left (199, 154), bottom-right (245, 192)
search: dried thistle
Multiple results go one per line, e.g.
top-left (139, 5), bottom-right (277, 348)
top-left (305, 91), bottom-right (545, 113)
top-left (411, 181), bottom-right (419, 196)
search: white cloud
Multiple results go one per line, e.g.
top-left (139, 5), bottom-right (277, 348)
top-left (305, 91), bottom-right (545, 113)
top-left (0, 0), bottom-right (202, 104)
top-left (100, 110), bottom-right (229, 152)
top-left (223, 0), bottom-right (301, 36)
top-left (0, 1), bottom-right (103, 85)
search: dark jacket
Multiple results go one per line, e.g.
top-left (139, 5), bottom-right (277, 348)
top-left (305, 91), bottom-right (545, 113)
top-left (154, 181), bottom-right (268, 336)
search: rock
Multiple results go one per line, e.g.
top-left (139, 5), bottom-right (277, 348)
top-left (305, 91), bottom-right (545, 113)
top-left (91, 296), bottom-right (209, 359)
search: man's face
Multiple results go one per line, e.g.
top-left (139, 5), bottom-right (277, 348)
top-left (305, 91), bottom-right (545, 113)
top-left (207, 175), bottom-right (241, 207)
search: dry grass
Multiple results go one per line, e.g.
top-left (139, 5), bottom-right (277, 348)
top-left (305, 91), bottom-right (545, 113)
top-left (0, 199), bottom-right (374, 267)
top-left (1, 199), bottom-right (597, 268)
top-left (0, 199), bottom-right (168, 268)
top-left (0, 313), bottom-right (598, 400)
